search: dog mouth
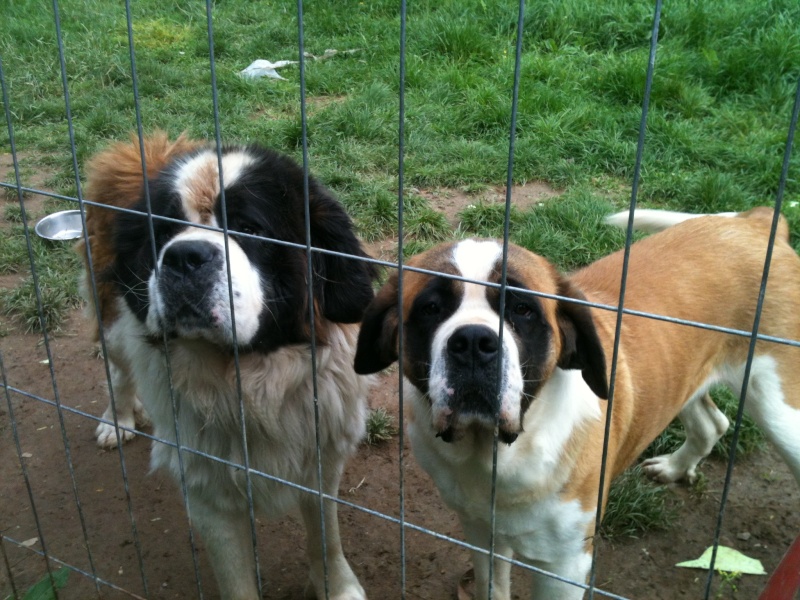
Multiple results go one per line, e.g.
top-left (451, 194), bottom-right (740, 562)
top-left (435, 424), bottom-right (519, 445)
top-left (432, 399), bottom-right (521, 445)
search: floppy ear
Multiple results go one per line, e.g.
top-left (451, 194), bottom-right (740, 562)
top-left (309, 187), bottom-right (378, 324)
top-left (354, 274), bottom-right (400, 374)
top-left (556, 279), bottom-right (609, 399)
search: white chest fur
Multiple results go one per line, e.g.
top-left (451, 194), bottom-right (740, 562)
top-left (407, 368), bottom-right (600, 565)
top-left (116, 307), bottom-right (369, 516)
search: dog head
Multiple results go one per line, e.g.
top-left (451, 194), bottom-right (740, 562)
top-left (110, 143), bottom-right (376, 352)
top-left (354, 239), bottom-right (608, 443)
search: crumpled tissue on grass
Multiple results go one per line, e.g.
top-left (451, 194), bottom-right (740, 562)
top-left (239, 49), bottom-right (360, 80)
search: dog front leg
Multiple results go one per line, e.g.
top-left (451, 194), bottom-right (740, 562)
top-left (95, 357), bottom-right (149, 448)
top-left (527, 552), bottom-right (592, 600)
top-left (188, 494), bottom-right (260, 600)
top-left (300, 491), bottom-right (365, 600)
top-left (461, 518), bottom-right (513, 600)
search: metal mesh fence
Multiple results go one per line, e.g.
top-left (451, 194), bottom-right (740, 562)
top-left (2, 0), bottom-right (799, 599)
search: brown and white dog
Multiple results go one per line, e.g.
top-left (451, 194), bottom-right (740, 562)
top-left (79, 133), bottom-right (375, 599)
top-left (354, 207), bottom-right (800, 599)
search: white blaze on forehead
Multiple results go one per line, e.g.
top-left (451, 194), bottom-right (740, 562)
top-left (173, 149), bottom-right (256, 226)
top-left (452, 239), bottom-right (502, 300)
top-left (219, 151), bottom-right (256, 189)
top-left (426, 238), bottom-right (524, 433)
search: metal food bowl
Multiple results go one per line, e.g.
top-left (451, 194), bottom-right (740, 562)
top-left (34, 210), bottom-right (84, 241)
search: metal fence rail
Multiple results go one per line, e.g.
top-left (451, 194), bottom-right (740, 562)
top-left (2, 0), bottom-right (799, 599)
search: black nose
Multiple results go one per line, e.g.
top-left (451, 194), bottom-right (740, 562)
top-left (446, 325), bottom-right (499, 366)
top-left (162, 240), bottom-right (219, 276)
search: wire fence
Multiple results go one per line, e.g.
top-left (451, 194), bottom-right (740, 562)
top-left (2, 0), bottom-right (799, 599)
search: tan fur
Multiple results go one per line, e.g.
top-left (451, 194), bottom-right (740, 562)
top-left (363, 209), bottom-right (800, 598)
top-left (181, 153), bottom-right (220, 224)
top-left (572, 210), bottom-right (799, 493)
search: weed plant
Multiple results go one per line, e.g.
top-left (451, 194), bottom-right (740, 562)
top-left (365, 407), bottom-right (399, 445)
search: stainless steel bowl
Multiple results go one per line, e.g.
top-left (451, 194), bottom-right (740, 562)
top-left (34, 210), bottom-right (84, 241)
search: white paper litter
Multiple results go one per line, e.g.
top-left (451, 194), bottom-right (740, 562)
top-left (676, 545), bottom-right (766, 575)
top-left (239, 59), bottom-right (298, 80)
top-left (239, 49), bottom-right (360, 80)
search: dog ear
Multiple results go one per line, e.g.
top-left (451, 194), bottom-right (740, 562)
top-left (309, 188), bottom-right (378, 324)
top-left (354, 273), bottom-right (400, 374)
top-left (556, 279), bottom-right (609, 400)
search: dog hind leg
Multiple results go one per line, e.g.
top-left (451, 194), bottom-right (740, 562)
top-left (642, 392), bottom-right (729, 483)
top-left (741, 355), bottom-right (800, 485)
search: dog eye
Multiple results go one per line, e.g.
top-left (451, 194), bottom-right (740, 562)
top-left (510, 302), bottom-right (532, 318)
top-left (422, 301), bottom-right (440, 316)
top-left (237, 224), bottom-right (261, 237)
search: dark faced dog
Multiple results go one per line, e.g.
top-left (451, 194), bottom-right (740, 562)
top-left (79, 132), bottom-right (375, 599)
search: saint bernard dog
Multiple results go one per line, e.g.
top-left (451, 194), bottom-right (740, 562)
top-left (78, 132), bottom-right (376, 600)
top-left (354, 207), bottom-right (800, 599)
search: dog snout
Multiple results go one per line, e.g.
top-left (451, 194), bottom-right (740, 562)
top-left (446, 325), bottom-right (499, 368)
top-left (162, 240), bottom-right (220, 277)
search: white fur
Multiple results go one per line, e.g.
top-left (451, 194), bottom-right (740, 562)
top-left (409, 368), bottom-right (602, 600)
top-left (146, 228), bottom-right (265, 346)
top-left (114, 306), bottom-right (369, 600)
top-left (605, 209), bottom-right (737, 233)
top-left (173, 150), bottom-right (255, 226)
top-left (427, 240), bottom-right (525, 432)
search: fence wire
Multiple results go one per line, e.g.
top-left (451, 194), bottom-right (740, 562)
top-left (1, 1), bottom-right (799, 599)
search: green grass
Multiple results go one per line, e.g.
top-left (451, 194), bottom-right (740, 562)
top-left (0, 219), bottom-right (82, 332)
top-left (601, 465), bottom-right (679, 539)
top-left (5, 567), bottom-right (70, 600)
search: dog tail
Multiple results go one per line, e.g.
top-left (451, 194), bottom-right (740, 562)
top-left (604, 209), bottom-right (738, 233)
top-left (606, 207), bottom-right (790, 244)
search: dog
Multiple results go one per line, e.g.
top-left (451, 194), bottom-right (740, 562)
top-left (78, 132), bottom-right (376, 600)
top-left (353, 207), bottom-right (800, 599)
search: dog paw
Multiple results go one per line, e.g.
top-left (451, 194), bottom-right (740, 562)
top-left (95, 415), bottom-right (137, 449)
top-left (133, 397), bottom-right (151, 427)
top-left (641, 455), bottom-right (694, 483)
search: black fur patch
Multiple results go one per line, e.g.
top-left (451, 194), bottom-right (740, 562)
top-left (112, 144), bottom-right (376, 354)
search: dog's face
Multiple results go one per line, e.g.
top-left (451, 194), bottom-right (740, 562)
top-left (355, 239), bottom-right (608, 443)
top-left (111, 145), bottom-right (376, 353)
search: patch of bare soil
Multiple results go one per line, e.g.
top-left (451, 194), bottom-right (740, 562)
top-left (418, 181), bottom-right (560, 228)
top-left (1, 307), bottom-right (798, 600)
top-left (364, 182), bottom-right (561, 263)
top-left (1, 152), bottom-right (52, 224)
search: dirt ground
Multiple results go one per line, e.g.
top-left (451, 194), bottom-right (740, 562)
top-left (2, 306), bottom-right (799, 600)
top-left (2, 176), bottom-right (799, 599)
